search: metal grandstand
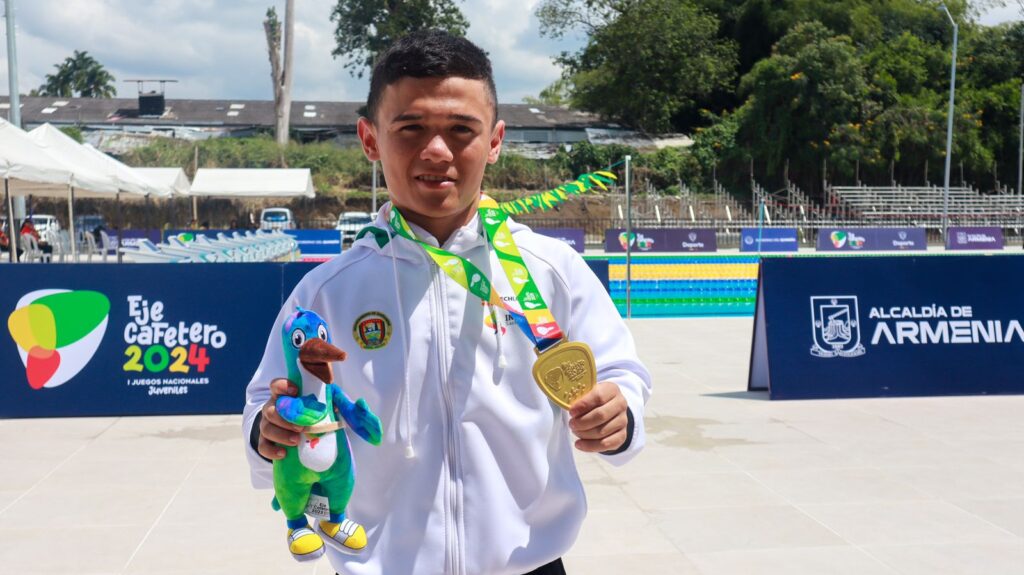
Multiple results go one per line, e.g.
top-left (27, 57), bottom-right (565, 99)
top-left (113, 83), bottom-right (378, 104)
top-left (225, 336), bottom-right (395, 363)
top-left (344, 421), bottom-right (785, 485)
top-left (825, 184), bottom-right (1024, 228)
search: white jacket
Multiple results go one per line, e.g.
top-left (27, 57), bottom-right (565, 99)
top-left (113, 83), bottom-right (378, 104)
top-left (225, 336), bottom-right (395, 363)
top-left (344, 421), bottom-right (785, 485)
top-left (243, 204), bottom-right (651, 575)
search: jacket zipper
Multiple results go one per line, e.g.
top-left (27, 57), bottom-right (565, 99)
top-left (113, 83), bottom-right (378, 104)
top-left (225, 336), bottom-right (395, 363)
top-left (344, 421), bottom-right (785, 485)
top-left (433, 261), bottom-right (462, 575)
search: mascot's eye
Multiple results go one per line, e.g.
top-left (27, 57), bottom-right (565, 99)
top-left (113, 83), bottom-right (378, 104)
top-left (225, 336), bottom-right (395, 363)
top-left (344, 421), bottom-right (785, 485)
top-left (317, 324), bottom-right (328, 341)
top-left (291, 328), bottom-right (305, 348)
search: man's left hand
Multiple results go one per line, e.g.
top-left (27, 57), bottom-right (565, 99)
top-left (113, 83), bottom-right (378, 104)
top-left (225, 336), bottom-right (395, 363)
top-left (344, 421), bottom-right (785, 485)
top-left (568, 381), bottom-right (629, 453)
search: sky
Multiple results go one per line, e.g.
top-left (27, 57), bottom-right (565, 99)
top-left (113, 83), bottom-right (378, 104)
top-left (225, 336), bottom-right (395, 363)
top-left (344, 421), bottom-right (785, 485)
top-left (0, 0), bottom-right (581, 104)
top-left (1, 0), bottom-right (1021, 105)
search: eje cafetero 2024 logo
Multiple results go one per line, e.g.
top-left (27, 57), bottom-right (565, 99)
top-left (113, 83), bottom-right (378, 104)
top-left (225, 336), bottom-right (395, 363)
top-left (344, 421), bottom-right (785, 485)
top-left (7, 290), bottom-right (110, 389)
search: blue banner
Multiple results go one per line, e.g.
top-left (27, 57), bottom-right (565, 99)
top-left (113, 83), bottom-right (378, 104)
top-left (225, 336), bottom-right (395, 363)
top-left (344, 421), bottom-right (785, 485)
top-left (1, 264), bottom-right (281, 418)
top-left (605, 228), bottom-right (717, 253)
top-left (749, 256), bottom-right (1024, 399)
top-left (946, 227), bottom-right (1004, 250)
top-left (740, 228), bottom-right (799, 252)
top-left (284, 229), bottom-right (343, 261)
top-left (119, 229), bottom-right (162, 248)
top-left (533, 228), bottom-right (585, 253)
top-left (817, 228), bottom-right (927, 251)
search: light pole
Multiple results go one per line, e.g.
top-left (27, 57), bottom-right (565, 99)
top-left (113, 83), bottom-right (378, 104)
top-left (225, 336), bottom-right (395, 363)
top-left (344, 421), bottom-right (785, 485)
top-left (4, 0), bottom-right (26, 226)
top-left (939, 1), bottom-right (957, 242)
top-left (1018, 81), bottom-right (1022, 196)
top-left (624, 155), bottom-right (632, 320)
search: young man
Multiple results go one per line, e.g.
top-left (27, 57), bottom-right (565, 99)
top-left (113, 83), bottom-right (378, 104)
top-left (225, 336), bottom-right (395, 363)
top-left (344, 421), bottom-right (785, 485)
top-left (243, 30), bottom-right (651, 575)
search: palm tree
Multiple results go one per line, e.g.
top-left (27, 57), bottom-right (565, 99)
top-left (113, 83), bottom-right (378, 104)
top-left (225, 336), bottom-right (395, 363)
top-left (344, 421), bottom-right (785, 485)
top-left (34, 51), bottom-right (116, 98)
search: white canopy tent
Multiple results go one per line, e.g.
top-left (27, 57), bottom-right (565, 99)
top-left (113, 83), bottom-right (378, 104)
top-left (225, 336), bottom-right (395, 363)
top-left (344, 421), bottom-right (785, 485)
top-left (1, 119), bottom-right (120, 260)
top-left (134, 168), bottom-right (192, 197)
top-left (189, 168), bottom-right (315, 198)
top-left (26, 124), bottom-right (122, 198)
top-left (0, 118), bottom-right (72, 189)
top-left (82, 144), bottom-right (170, 199)
top-left (1, 118), bottom-right (71, 261)
top-left (28, 123), bottom-right (139, 258)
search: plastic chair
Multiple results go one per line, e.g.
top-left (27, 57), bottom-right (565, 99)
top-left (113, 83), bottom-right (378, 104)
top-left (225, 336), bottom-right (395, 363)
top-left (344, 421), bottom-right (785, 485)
top-left (20, 234), bottom-right (43, 263)
top-left (82, 233), bottom-right (98, 262)
top-left (99, 230), bottom-right (113, 263)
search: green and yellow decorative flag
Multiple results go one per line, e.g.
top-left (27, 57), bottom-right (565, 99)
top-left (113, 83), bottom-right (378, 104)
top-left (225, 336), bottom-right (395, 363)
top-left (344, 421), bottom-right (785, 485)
top-left (497, 171), bottom-right (617, 215)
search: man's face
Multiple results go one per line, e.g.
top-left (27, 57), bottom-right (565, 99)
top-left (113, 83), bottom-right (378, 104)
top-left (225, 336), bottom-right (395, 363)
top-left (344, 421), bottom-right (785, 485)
top-left (357, 76), bottom-right (505, 226)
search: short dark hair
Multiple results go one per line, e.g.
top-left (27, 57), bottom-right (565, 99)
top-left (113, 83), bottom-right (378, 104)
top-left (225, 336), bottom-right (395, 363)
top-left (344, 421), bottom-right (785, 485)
top-left (366, 30), bottom-right (498, 125)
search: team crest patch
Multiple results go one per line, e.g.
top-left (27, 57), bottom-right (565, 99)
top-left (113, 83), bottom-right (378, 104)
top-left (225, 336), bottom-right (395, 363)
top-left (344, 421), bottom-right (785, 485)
top-left (353, 312), bottom-right (391, 350)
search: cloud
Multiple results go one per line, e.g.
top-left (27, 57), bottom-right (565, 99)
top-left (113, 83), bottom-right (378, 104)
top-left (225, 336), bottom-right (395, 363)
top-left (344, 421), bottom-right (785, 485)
top-left (978, 5), bottom-right (1023, 26)
top-left (2, 0), bottom-right (580, 103)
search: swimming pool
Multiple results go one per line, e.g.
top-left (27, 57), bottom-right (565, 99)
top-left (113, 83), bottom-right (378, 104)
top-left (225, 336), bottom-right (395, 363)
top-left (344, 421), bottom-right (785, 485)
top-left (602, 255), bottom-right (760, 317)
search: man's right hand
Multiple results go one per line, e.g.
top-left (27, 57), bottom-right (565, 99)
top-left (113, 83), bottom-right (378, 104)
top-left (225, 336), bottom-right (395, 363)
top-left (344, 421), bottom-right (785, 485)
top-left (257, 378), bottom-right (305, 460)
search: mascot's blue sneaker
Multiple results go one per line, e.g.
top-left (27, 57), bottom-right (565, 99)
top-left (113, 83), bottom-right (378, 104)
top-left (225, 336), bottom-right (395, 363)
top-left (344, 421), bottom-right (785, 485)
top-left (287, 526), bottom-right (325, 562)
top-left (316, 518), bottom-right (367, 554)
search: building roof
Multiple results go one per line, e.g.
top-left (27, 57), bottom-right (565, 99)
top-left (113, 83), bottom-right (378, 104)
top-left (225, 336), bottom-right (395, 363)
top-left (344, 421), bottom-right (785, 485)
top-left (0, 96), bottom-right (610, 131)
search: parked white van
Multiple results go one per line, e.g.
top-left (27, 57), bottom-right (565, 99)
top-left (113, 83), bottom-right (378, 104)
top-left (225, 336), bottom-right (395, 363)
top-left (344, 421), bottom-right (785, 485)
top-left (335, 211), bottom-right (372, 244)
top-left (260, 208), bottom-right (294, 231)
top-left (28, 214), bottom-right (61, 234)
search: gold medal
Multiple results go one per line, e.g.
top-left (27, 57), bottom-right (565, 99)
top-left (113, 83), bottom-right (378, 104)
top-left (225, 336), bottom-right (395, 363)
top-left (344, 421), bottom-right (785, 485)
top-left (532, 339), bottom-right (597, 410)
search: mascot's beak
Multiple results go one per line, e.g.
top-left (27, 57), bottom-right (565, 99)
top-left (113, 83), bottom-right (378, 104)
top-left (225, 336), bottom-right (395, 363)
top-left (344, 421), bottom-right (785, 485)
top-left (299, 338), bottom-right (347, 384)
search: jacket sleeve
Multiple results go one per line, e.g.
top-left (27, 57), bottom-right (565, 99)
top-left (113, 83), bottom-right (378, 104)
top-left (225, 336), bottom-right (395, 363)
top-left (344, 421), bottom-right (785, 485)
top-left (242, 285), bottom-right (306, 489)
top-left (564, 252), bottom-right (652, 466)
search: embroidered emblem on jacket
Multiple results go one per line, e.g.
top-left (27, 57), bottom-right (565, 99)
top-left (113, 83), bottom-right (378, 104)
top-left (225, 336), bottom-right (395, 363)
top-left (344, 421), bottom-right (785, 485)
top-left (353, 312), bottom-right (392, 350)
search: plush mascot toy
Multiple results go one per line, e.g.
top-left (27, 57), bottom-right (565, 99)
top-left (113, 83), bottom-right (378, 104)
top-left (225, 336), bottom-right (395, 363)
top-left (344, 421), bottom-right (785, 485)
top-left (272, 306), bottom-right (382, 562)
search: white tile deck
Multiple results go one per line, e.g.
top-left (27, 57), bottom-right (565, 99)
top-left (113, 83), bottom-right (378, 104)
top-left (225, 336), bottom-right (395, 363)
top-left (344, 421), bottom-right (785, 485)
top-left (2, 317), bottom-right (1022, 574)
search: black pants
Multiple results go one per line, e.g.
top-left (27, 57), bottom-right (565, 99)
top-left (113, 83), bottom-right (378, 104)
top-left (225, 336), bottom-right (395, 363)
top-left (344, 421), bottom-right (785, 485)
top-left (524, 558), bottom-right (566, 575)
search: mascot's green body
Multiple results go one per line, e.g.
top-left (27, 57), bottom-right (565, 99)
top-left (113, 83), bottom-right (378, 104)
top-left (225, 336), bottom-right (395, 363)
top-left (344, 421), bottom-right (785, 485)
top-left (272, 307), bottom-right (382, 562)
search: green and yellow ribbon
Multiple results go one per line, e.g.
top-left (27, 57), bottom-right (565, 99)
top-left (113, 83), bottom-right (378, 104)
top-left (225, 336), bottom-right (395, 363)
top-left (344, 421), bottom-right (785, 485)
top-left (387, 200), bottom-right (564, 350)
top-left (497, 171), bottom-right (617, 216)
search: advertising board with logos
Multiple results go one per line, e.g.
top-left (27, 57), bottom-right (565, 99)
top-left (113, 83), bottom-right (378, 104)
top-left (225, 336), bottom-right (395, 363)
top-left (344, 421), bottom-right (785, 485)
top-left (945, 227), bottom-right (1004, 250)
top-left (748, 255), bottom-right (1024, 399)
top-left (604, 228), bottom-right (717, 253)
top-left (0, 264), bottom-right (281, 418)
top-left (119, 229), bottom-right (162, 248)
top-left (816, 228), bottom-right (927, 252)
top-left (740, 228), bottom-right (799, 253)
top-left (533, 228), bottom-right (585, 254)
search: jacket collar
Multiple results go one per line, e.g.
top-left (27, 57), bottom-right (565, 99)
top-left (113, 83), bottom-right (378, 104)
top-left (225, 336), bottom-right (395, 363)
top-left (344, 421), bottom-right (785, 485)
top-left (350, 202), bottom-right (488, 261)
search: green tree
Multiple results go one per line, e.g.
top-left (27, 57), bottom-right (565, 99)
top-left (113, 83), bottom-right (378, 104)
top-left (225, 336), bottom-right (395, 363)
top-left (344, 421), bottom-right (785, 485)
top-left (554, 0), bottom-right (737, 133)
top-left (522, 77), bottom-right (572, 107)
top-left (862, 32), bottom-right (948, 102)
top-left (33, 51), bottom-right (116, 98)
top-left (536, 0), bottom-right (632, 38)
top-left (330, 0), bottom-right (469, 78)
top-left (737, 22), bottom-right (869, 185)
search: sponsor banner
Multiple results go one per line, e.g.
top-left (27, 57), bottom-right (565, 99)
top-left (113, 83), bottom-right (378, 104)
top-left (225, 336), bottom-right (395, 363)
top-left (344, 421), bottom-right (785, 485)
top-left (119, 229), bottom-right (162, 248)
top-left (284, 229), bottom-right (342, 259)
top-left (740, 228), bottom-right (799, 252)
top-left (533, 228), bottom-right (585, 253)
top-left (1, 264), bottom-right (281, 418)
top-left (946, 227), bottom-right (1004, 250)
top-left (748, 256), bottom-right (1024, 399)
top-left (817, 228), bottom-right (927, 251)
top-left (604, 228), bottom-right (717, 253)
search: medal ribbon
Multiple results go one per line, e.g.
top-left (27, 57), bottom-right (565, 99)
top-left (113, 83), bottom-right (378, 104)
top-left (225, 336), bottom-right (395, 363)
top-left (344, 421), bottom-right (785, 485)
top-left (387, 200), bottom-right (564, 352)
